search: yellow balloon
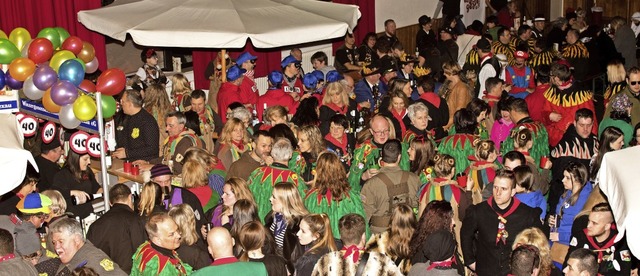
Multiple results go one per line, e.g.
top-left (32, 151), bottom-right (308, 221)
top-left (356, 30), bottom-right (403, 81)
top-left (50, 50), bottom-right (76, 72)
top-left (0, 30), bottom-right (7, 40)
top-left (73, 95), bottom-right (97, 121)
top-left (8, 27), bottom-right (31, 51)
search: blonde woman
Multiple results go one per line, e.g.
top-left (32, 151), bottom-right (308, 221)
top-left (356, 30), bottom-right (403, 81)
top-left (603, 61), bottom-right (627, 106)
top-left (171, 73), bottom-right (192, 111)
top-left (182, 160), bottom-right (218, 213)
top-left (183, 147), bottom-right (225, 202)
top-left (319, 82), bottom-right (356, 135)
top-left (169, 204), bottom-right (211, 269)
top-left (209, 177), bottom-right (254, 228)
top-left (137, 182), bottom-right (164, 218)
top-left (143, 83), bottom-right (172, 154)
top-left (265, 182), bottom-right (309, 273)
top-left (512, 227), bottom-right (560, 276)
top-left (297, 125), bottom-right (325, 183)
top-left (217, 117), bottom-right (250, 170)
top-left (41, 189), bottom-right (68, 225)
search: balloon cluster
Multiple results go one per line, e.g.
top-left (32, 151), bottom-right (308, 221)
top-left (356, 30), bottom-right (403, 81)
top-left (0, 27), bottom-right (126, 129)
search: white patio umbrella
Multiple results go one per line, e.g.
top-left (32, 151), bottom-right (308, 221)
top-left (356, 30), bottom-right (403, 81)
top-left (77, 0), bottom-right (361, 48)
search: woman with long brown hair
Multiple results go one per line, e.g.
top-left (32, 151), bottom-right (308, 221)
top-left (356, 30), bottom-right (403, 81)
top-left (365, 203), bottom-right (416, 274)
top-left (297, 125), bottom-right (325, 183)
top-left (440, 61), bottom-right (472, 130)
top-left (52, 150), bottom-right (102, 219)
top-left (208, 177), bottom-right (254, 228)
top-left (143, 83), bottom-right (172, 153)
top-left (303, 152), bottom-right (367, 239)
top-left (409, 201), bottom-right (457, 265)
top-left (239, 221), bottom-right (288, 275)
top-left (294, 213), bottom-right (337, 276)
top-left (549, 162), bottom-right (593, 245)
top-left (265, 182), bottom-right (309, 273)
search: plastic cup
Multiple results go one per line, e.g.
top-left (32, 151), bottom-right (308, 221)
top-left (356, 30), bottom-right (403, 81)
top-left (123, 161), bottom-right (132, 173)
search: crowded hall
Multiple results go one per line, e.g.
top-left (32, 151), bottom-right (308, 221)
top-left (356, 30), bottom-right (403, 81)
top-left (2, 0), bottom-right (640, 275)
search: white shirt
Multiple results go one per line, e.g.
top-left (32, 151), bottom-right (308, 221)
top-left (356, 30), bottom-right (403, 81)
top-left (477, 55), bottom-right (497, 99)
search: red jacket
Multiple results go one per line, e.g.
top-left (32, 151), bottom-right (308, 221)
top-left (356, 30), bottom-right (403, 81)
top-left (217, 82), bottom-right (243, 124)
top-left (541, 84), bottom-right (597, 146)
top-left (525, 83), bottom-right (549, 122)
top-left (256, 88), bottom-right (298, 121)
top-left (239, 76), bottom-right (259, 107)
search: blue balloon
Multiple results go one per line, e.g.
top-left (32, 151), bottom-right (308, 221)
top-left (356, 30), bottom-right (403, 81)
top-left (58, 59), bottom-right (85, 87)
top-left (0, 69), bottom-right (5, 90)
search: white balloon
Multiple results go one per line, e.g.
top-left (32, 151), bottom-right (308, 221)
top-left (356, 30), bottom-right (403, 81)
top-left (21, 40), bottom-right (33, 58)
top-left (85, 57), bottom-right (99, 74)
top-left (59, 104), bottom-right (81, 129)
top-left (23, 76), bottom-right (45, 100)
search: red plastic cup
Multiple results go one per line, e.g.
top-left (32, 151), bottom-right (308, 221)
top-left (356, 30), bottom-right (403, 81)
top-left (457, 175), bottom-right (468, 188)
top-left (131, 165), bottom-right (139, 176)
top-left (540, 156), bottom-right (549, 169)
top-left (123, 161), bottom-right (132, 173)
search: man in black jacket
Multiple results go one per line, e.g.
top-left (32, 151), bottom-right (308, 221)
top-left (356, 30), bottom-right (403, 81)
top-left (86, 184), bottom-right (146, 274)
top-left (461, 169), bottom-right (543, 276)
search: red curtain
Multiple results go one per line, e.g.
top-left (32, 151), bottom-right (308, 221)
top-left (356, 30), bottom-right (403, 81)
top-left (192, 40), bottom-right (283, 90)
top-left (332, 0), bottom-right (376, 53)
top-left (0, 0), bottom-right (106, 71)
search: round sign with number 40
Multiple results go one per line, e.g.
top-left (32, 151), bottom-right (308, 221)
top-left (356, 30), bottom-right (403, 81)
top-left (19, 115), bottom-right (38, 137)
top-left (86, 135), bottom-right (103, 158)
top-left (41, 122), bottom-right (57, 144)
top-left (69, 131), bottom-right (90, 154)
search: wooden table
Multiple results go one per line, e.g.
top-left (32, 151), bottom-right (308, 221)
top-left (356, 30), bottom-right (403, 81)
top-left (91, 157), bottom-right (146, 184)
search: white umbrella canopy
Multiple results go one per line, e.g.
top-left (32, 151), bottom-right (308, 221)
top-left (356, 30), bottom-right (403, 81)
top-left (78, 0), bottom-right (360, 48)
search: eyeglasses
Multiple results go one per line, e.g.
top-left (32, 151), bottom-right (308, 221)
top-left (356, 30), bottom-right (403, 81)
top-left (630, 81), bottom-right (640, 86)
top-left (250, 60), bottom-right (256, 64)
top-left (372, 129), bottom-right (390, 135)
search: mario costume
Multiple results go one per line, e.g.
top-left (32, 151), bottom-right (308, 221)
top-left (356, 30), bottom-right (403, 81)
top-left (505, 51), bottom-right (536, 99)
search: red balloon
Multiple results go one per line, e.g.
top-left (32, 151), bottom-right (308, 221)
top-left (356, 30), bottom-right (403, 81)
top-left (79, 79), bottom-right (96, 93)
top-left (96, 68), bottom-right (126, 96)
top-left (61, 36), bottom-right (83, 55)
top-left (28, 38), bottom-right (54, 64)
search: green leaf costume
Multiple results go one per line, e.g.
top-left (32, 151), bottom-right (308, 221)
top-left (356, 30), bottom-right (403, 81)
top-left (248, 164), bottom-right (306, 223)
top-left (437, 133), bottom-right (477, 175)
top-left (131, 241), bottom-right (192, 276)
top-left (303, 188), bottom-right (369, 239)
top-left (500, 120), bottom-right (550, 168)
top-left (348, 140), bottom-right (410, 192)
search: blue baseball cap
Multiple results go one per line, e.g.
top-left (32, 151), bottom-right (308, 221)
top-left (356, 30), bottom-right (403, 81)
top-left (281, 55), bottom-right (301, 68)
top-left (311, 70), bottom-right (324, 81)
top-left (303, 74), bottom-right (318, 89)
top-left (227, 66), bottom-right (247, 81)
top-left (268, 71), bottom-right (283, 85)
top-left (325, 70), bottom-right (343, 83)
top-left (236, 52), bottom-right (257, 65)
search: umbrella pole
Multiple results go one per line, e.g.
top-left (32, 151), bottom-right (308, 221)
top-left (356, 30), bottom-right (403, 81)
top-left (221, 49), bottom-right (227, 83)
top-left (96, 92), bottom-right (110, 212)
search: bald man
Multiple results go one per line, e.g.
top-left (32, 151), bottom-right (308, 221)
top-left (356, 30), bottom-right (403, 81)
top-left (192, 227), bottom-right (267, 275)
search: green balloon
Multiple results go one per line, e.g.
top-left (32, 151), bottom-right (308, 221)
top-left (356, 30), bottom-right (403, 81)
top-left (37, 28), bottom-right (61, 50)
top-left (55, 27), bottom-right (70, 44)
top-left (0, 38), bottom-right (21, 64)
top-left (99, 94), bottom-right (117, 119)
top-left (72, 58), bottom-right (86, 71)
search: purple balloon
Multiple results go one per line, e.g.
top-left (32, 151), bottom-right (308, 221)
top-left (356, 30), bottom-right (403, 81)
top-left (50, 80), bottom-right (78, 106)
top-left (33, 65), bottom-right (58, 91)
top-left (0, 69), bottom-right (5, 90)
top-left (5, 70), bottom-right (23, 90)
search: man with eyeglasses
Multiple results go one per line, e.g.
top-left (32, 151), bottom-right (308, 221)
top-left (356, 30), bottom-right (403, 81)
top-left (348, 115), bottom-right (410, 188)
top-left (34, 139), bottom-right (63, 191)
top-left (605, 66), bottom-right (640, 127)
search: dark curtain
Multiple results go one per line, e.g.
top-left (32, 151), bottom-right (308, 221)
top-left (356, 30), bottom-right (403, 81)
top-left (192, 41), bottom-right (283, 90)
top-left (332, 0), bottom-right (376, 53)
top-left (0, 0), bottom-right (107, 71)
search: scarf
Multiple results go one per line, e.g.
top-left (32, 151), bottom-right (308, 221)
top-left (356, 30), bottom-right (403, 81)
top-left (427, 260), bottom-right (454, 270)
top-left (420, 92), bottom-right (441, 108)
top-left (0, 253), bottom-right (15, 263)
top-left (342, 245), bottom-right (362, 263)
top-left (324, 133), bottom-right (348, 155)
top-left (487, 196), bottom-right (521, 245)
top-left (326, 103), bottom-right (347, 114)
top-left (583, 227), bottom-right (617, 262)
top-left (391, 108), bottom-right (407, 135)
top-left (231, 140), bottom-right (245, 151)
top-left (274, 213), bottom-right (287, 238)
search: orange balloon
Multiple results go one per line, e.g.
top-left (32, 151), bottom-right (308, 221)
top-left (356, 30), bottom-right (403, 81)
top-left (8, 57), bottom-right (36, 82)
top-left (77, 41), bottom-right (95, 63)
top-left (43, 88), bottom-right (61, 113)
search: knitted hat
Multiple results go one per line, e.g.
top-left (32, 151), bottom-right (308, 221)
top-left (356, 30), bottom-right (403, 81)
top-left (14, 224), bottom-right (41, 257)
top-left (40, 138), bottom-right (61, 152)
top-left (424, 230), bottom-right (456, 262)
top-left (149, 164), bottom-right (172, 179)
top-left (17, 193), bottom-right (52, 214)
top-left (611, 93), bottom-right (632, 112)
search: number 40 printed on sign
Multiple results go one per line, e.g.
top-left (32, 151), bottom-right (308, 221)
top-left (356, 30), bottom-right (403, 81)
top-left (86, 135), bottom-right (103, 158)
top-left (69, 131), bottom-right (90, 154)
top-left (19, 115), bottom-right (38, 137)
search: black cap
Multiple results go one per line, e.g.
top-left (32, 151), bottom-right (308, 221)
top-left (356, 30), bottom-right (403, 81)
top-left (476, 38), bottom-right (492, 52)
